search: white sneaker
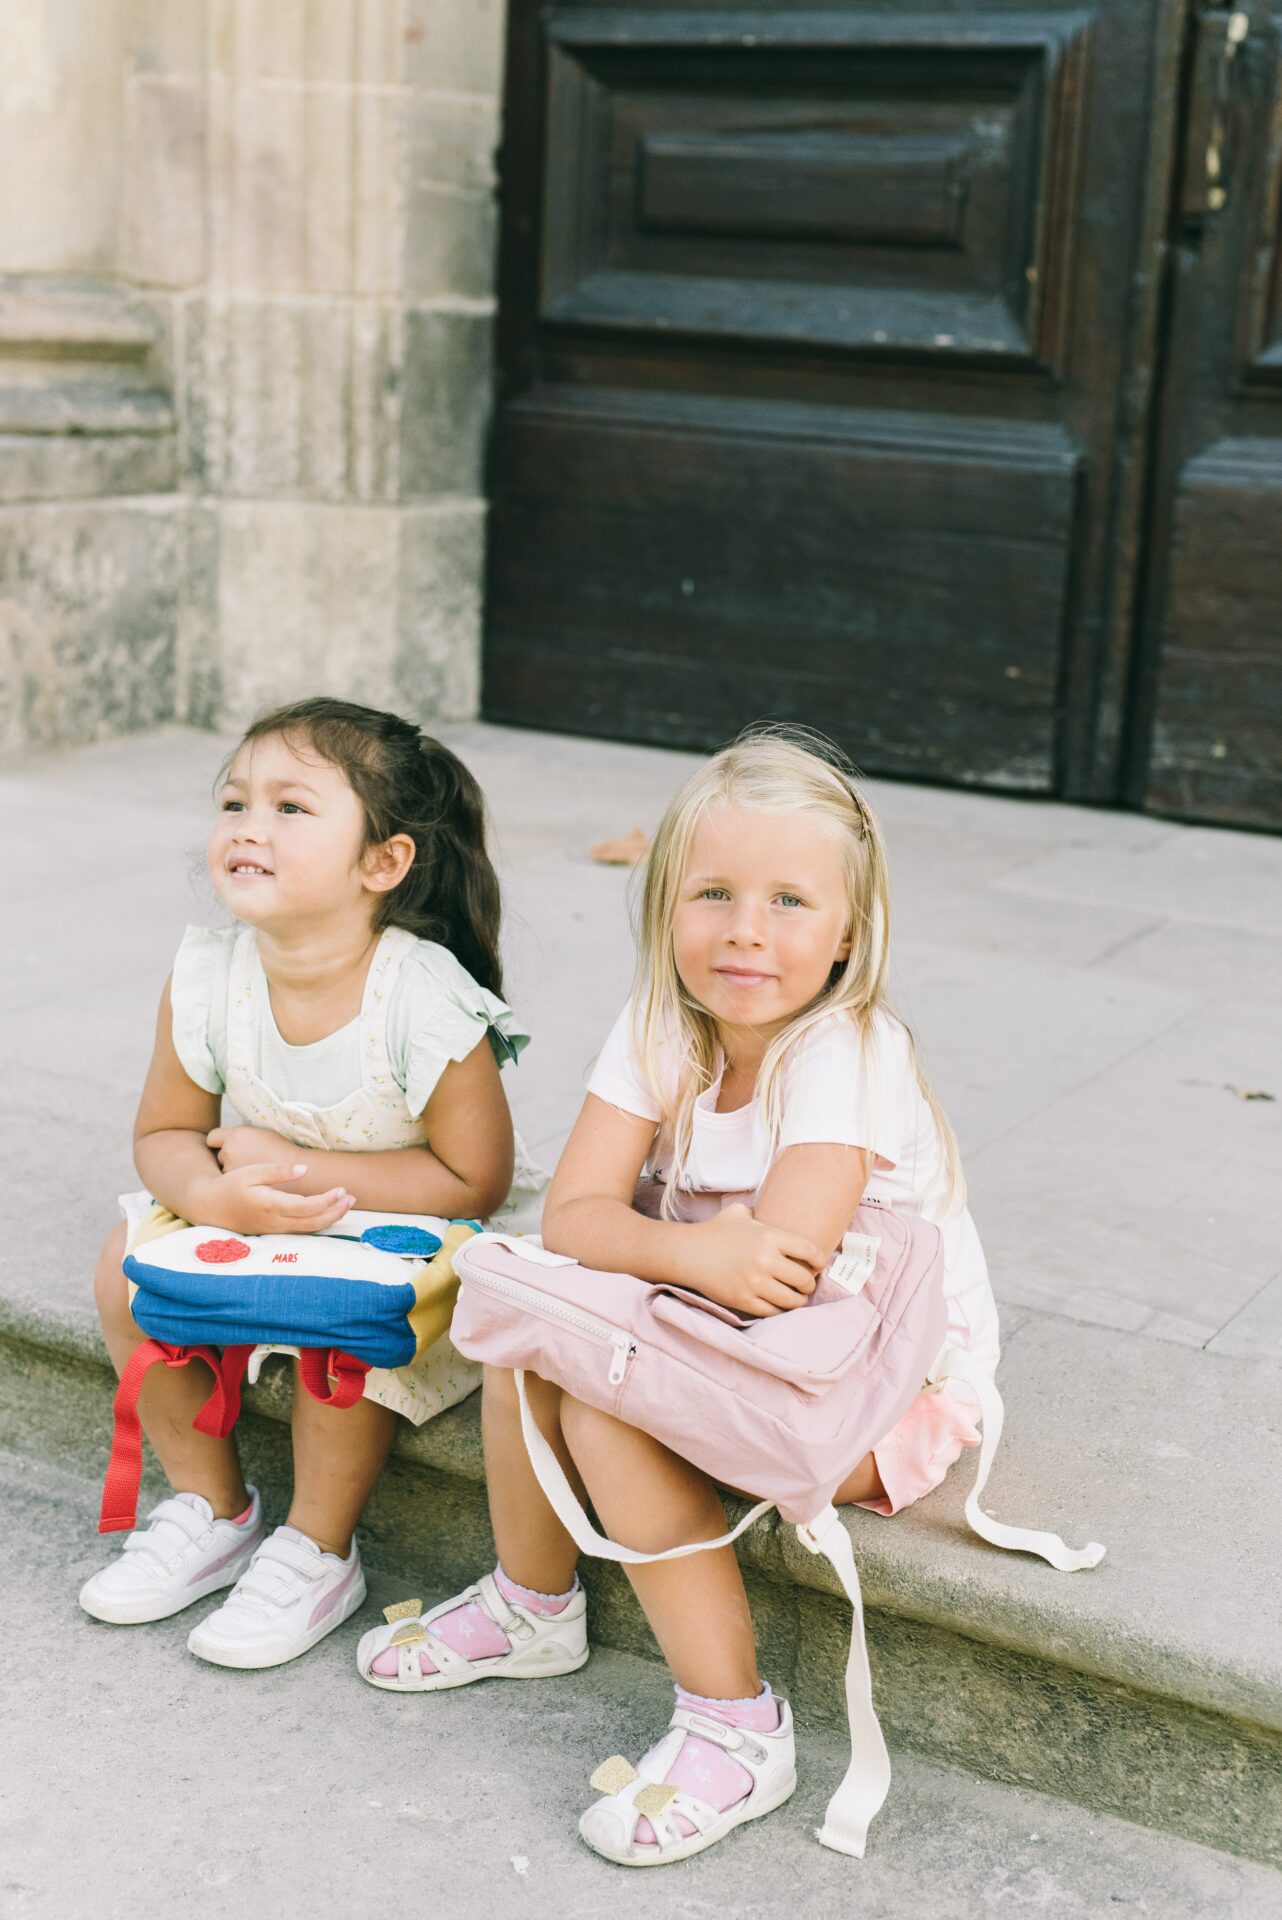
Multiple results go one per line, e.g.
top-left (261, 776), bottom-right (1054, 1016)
top-left (79, 1490), bottom-right (266, 1626)
top-left (186, 1525), bottom-right (366, 1670)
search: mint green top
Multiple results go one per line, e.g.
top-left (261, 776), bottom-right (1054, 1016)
top-left (170, 925), bottom-right (528, 1117)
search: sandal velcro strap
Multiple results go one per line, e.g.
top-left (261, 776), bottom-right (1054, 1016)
top-left (383, 1598), bottom-right (423, 1625)
top-left (633, 1784), bottom-right (679, 1821)
top-left (474, 1571), bottom-right (531, 1639)
top-left (590, 1756), bottom-right (639, 1797)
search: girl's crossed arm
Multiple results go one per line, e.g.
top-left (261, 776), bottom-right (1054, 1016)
top-left (135, 981), bottom-right (513, 1231)
top-left (208, 1037), bottom-right (513, 1220)
top-left (134, 979), bottom-right (353, 1235)
top-left (542, 1094), bottom-right (832, 1317)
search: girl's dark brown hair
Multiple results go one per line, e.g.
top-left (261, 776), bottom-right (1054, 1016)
top-left (232, 696), bottom-right (504, 995)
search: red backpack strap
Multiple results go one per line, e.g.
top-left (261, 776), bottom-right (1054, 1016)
top-left (99, 1342), bottom-right (251, 1536)
top-left (297, 1347), bottom-right (369, 1410)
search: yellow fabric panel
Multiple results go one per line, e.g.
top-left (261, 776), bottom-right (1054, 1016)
top-left (406, 1221), bottom-right (477, 1356)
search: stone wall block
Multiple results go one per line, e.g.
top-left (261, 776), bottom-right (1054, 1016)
top-left (0, 502), bottom-right (183, 756)
top-left (121, 76), bottom-right (208, 290)
top-left (131, 0), bottom-right (209, 76)
top-left (174, 501), bottom-right (221, 727)
top-left (198, 297), bottom-right (403, 502)
top-left (301, 86), bottom-right (354, 295)
top-left (354, 0), bottom-right (402, 86)
top-left (349, 304), bottom-right (400, 504)
top-left (299, 305), bottom-right (355, 500)
top-left (403, 0), bottom-right (507, 97)
top-left (302, 0), bottom-right (399, 85)
top-left (400, 307), bottom-right (493, 498)
top-left (396, 502), bottom-right (485, 721)
top-left (215, 501), bottom-right (399, 726)
top-left (0, 0), bottom-right (128, 276)
top-left (304, 0), bottom-right (357, 84)
top-left (0, 432), bottom-right (177, 505)
top-left (223, 84), bottom-right (307, 291)
top-left (351, 91), bottom-right (405, 297)
top-left (213, 0), bottom-right (306, 81)
top-left (171, 294), bottom-right (208, 486)
top-left (403, 94), bottom-right (499, 301)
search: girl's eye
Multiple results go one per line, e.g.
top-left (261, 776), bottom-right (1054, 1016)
top-left (220, 799), bottom-right (244, 813)
top-left (699, 887), bottom-right (730, 901)
top-left (776, 893), bottom-right (806, 909)
top-left (278, 802), bottom-right (306, 815)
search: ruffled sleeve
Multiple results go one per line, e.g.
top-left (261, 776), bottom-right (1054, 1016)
top-left (169, 925), bottom-right (235, 1094)
top-left (388, 941), bottom-right (530, 1120)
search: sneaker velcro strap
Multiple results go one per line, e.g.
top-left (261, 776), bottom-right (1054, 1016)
top-left (123, 1498), bottom-right (214, 1553)
top-left (253, 1536), bottom-right (327, 1582)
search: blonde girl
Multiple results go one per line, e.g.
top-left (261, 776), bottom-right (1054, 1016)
top-left (357, 727), bottom-right (998, 1866)
top-left (80, 697), bottom-right (527, 1669)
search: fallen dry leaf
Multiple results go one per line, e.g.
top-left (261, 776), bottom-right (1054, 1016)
top-left (590, 826), bottom-right (649, 866)
top-left (1226, 1085), bottom-right (1276, 1102)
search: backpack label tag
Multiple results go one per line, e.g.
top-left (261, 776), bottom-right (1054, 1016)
top-left (828, 1232), bottom-right (879, 1295)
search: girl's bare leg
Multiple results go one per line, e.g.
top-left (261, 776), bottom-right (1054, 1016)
top-left (559, 1395), bottom-right (759, 1701)
top-left (94, 1222), bottom-right (249, 1519)
top-left (287, 1378), bottom-right (397, 1558)
top-left (482, 1365), bottom-right (585, 1593)
top-left (834, 1451), bottom-right (885, 1506)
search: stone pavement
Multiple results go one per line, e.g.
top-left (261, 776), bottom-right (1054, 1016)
top-left (2, 722), bottom-right (1281, 1909)
top-left (4, 1445), bottom-right (1279, 1920)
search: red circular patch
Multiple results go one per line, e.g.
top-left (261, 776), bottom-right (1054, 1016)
top-left (194, 1237), bottom-right (252, 1264)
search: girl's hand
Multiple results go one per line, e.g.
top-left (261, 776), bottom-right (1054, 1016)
top-left (198, 1162), bottom-right (355, 1237)
top-left (683, 1203), bottom-right (825, 1316)
top-left (207, 1125), bottom-right (294, 1172)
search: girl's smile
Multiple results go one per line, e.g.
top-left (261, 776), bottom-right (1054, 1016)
top-left (673, 803), bottom-right (851, 1046)
top-left (209, 736), bottom-right (370, 927)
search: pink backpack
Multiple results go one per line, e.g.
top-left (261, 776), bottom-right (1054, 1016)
top-left (451, 1207), bottom-right (1104, 1860)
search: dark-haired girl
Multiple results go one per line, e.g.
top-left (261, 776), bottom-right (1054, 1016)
top-left (80, 698), bottom-right (528, 1668)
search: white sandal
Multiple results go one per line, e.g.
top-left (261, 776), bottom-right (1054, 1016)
top-left (355, 1571), bottom-right (588, 1692)
top-left (579, 1701), bottom-right (797, 1867)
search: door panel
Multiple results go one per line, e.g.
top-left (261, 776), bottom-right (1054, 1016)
top-left (1136, 7), bottom-right (1282, 825)
top-left (485, 2), bottom-right (1178, 799)
top-left (538, 12), bottom-right (1087, 366)
top-left (493, 394), bottom-right (1079, 781)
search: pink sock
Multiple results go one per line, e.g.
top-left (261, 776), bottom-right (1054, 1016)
top-left (633, 1683), bottom-right (782, 1847)
top-left (369, 1565), bottom-right (577, 1678)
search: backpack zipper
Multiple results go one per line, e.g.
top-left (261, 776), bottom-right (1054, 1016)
top-left (466, 1267), bottom-right (636, 1386)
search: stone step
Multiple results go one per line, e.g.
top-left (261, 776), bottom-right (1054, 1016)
top-left (3, 1285), bottom-right (1279, 1869)
top-left (6, 1444), bottom-right (1279, 1920)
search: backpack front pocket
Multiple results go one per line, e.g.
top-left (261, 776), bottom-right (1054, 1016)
top-left (649, 1288), bottom-right (879, 1390)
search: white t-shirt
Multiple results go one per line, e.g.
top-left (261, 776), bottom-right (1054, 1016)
top-left (170, 925), bottom-right (528, 1118)
top-left (587, 999), bottom-right (1000, 1384)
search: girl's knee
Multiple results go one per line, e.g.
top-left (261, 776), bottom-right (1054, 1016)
top-left (92, 1222), bottom-right (131, 1327)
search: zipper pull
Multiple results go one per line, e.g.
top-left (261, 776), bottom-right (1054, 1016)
top-left (608, 1335), bottom-right (633, 1386)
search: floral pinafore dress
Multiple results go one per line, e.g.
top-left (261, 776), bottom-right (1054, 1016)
top-left (123, 925), bottom-right (483, 1424)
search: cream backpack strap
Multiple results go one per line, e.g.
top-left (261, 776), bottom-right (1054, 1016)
top-left (928, 1347), bottom-right (1106, 1572)
top-left (511, 1371), bottom-right (890, 1858)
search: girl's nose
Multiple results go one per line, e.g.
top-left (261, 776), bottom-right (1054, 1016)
top-left (725, 903), bottom-right (767, 946)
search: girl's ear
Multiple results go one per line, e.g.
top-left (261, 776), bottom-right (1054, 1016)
top-left (362, 832), bottom-right (416, 894)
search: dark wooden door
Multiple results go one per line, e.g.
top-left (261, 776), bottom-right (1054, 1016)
top-left (482, 2), bottom-right (1185, 800)
top-left (1128, 4), bottom-right (1282, 827)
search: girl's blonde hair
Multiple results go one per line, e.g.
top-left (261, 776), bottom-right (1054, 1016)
top-left (634, 725), bottom-right (965, 1216)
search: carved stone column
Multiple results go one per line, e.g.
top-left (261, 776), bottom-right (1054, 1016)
top-left (125, 0), bottom-right (506, 731)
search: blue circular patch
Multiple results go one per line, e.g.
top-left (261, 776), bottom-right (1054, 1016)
top-left (361, 1224), bottom-right (442, 1257)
